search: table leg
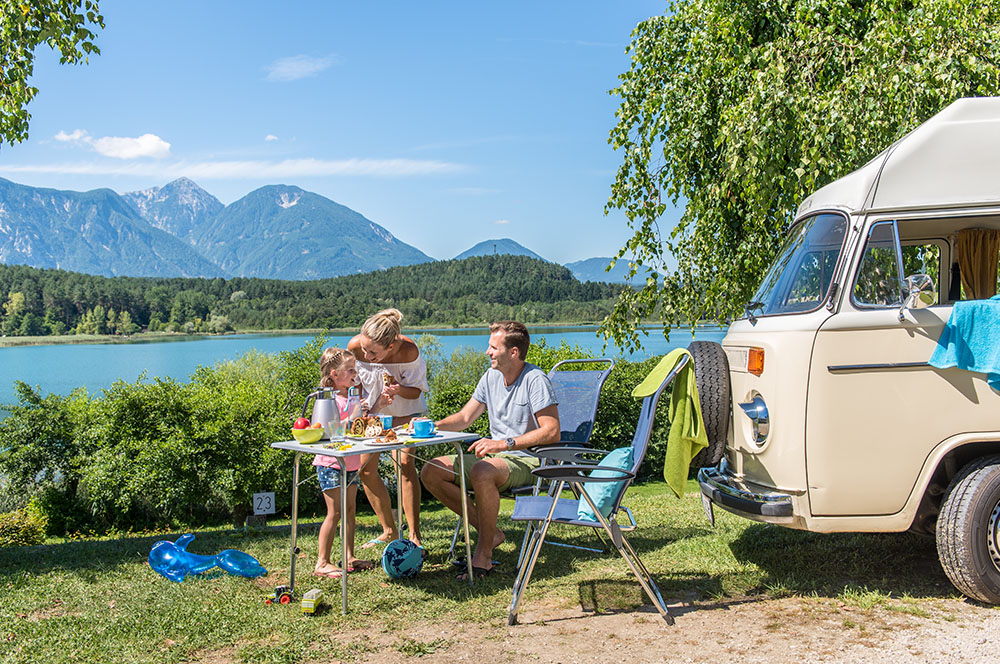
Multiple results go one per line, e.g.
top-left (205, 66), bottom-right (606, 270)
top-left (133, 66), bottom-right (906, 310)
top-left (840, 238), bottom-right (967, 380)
top-left (340, 462), bottom-right (348, 615)
top-left (395, 450), bottom-right (403, 538)
top-left (290, 452), bottom-right (301, 594)
top-left (455, 444), bottom-right (473, 585)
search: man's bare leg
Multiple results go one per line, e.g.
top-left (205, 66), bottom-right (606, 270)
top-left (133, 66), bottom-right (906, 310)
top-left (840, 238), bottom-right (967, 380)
top-left (421, 455), bottom-right (478, 527)
top-left (468, 458), bottom-right (509, 570)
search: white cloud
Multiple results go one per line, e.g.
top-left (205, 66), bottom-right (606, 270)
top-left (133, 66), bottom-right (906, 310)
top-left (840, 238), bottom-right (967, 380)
top-left (51, 129), bottom-right (170, 159)
top-left (0, 157), bottom-right (464, 179)
top-left (91, 134), bottom-right (171, 159)
top-left (265, 134), bottom-right (278, 142)
top-left (54, 129), bottom-right (89, 142)
top-left (494, 219), bottom-right (511, 225)
top-left (265, 54), bottom-right (340, 82)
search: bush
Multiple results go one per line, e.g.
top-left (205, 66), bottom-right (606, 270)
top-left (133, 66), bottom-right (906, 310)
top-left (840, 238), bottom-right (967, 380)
top-left (0, 504), bottom-right (47, 547)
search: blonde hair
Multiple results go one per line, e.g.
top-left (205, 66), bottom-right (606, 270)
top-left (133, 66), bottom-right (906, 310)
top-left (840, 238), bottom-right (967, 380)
top-left (319, 347), bottom-right (352, 388)
top-left (361, 308), bottom-right (403, 348)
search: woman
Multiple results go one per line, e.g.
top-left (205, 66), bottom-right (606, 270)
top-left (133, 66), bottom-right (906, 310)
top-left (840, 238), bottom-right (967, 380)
top-left (349, 308), bottom-right (429, 550)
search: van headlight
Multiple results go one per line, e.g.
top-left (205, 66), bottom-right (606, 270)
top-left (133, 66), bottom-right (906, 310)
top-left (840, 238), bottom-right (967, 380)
top-left (739, 393), bottom-right (770, 445)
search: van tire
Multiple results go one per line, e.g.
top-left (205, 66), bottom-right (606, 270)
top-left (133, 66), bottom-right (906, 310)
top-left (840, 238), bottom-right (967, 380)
top-left (936, 455), bottom-right (1000, 604)
top-left (687, 341), bottom-right (730, 468)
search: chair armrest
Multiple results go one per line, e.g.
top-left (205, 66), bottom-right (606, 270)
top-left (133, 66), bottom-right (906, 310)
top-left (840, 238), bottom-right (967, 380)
top-left (531, 463), bottom-right (634, 482)
top-left (529, 445), bottom-right (609, 465)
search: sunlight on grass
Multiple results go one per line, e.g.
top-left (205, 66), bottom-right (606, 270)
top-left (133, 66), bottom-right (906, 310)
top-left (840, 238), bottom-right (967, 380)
top-left (0, 479), bottom-right (959, 663)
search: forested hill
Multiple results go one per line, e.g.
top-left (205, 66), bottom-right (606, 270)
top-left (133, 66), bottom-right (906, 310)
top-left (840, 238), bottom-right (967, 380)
top-left (0, 255), bottom-right (623, 336)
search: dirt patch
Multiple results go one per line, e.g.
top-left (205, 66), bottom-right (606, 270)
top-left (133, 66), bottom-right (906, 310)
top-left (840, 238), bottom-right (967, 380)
top-left (332, 596), bottom-right (998, 664)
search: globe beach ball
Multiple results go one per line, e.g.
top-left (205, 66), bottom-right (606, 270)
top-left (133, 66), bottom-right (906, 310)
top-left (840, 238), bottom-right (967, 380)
top-left (382, 539), bottom-right (424, 579)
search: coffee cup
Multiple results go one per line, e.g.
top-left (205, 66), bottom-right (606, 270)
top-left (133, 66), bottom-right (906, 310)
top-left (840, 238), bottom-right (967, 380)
top-left (379, 414), bottom-right (393, 430)
top-left (412, 418), bottom-right (435, 438)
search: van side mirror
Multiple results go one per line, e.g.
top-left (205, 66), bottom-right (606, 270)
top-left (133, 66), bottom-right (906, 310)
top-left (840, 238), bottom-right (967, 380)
top-left (898, 273), bottom-right (936, 320)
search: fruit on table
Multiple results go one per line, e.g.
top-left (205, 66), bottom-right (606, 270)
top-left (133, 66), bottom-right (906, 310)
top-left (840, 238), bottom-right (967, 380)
top-left (309, 422), bottom-right (323, 429)
top-left (293, 417), bottom-right (311, 429)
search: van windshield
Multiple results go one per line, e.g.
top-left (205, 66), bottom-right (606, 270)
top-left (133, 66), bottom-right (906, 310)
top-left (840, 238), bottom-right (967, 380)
top-left (747, 212), bottom-right (848, 317)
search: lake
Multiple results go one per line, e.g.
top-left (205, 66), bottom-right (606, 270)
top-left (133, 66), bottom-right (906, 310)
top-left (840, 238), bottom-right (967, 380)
top-left (0, 324), bottom-right (726, 409)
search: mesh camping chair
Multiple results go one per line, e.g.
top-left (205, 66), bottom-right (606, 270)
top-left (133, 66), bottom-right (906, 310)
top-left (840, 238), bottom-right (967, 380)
top-left (506, 354), bottom-right (690, 626)
top-left (448, 358), bottom-right (614, 561)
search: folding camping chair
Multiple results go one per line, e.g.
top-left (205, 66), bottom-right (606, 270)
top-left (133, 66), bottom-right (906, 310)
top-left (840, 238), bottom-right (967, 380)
top-left (447, 358), bottom-right (614, 561)
top-left (506, 354), bottom-right (689, 626)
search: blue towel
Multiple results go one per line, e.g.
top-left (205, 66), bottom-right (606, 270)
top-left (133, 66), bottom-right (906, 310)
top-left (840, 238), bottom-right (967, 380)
top-left (929, 295), bottom-right (1000, 391)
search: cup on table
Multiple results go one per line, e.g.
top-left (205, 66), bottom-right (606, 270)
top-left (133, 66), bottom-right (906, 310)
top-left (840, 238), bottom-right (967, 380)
top-left (412, 418), bottom-right (435, 438)
top-left (379, 414), bottom-right (393, 430)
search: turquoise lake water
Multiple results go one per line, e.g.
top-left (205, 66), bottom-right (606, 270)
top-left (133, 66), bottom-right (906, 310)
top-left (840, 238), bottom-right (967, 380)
top-left (0, 324), bottom-right (726, 409)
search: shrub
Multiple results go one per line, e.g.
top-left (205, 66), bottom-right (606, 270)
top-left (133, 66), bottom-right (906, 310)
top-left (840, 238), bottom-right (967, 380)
top-left (0, 504), bottom-right (47, 547)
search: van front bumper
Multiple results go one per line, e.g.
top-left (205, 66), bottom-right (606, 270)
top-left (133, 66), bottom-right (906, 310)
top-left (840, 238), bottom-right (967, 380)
top-left (698, 459), bottom-right (794, 520)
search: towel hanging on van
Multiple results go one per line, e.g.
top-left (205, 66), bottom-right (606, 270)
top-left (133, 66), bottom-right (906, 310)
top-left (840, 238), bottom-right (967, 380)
top-left (929, 295), bottom-right (1000, 392)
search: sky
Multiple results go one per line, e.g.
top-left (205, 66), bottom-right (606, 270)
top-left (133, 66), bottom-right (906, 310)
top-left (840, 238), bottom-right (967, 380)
top-left (0, 0), bottom-right (680, 265)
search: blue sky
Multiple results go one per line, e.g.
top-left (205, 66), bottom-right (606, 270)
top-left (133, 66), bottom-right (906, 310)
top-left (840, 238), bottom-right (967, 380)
top-left (0, 1), bottom-right (677, 264)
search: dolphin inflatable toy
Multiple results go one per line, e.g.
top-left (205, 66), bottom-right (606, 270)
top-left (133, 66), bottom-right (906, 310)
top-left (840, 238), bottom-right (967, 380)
top-left (148, 533), bottom-right (267, 582)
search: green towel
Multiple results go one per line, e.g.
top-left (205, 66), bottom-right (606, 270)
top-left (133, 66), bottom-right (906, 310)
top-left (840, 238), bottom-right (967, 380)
top-left (632, 348), bottom-right (709, 498)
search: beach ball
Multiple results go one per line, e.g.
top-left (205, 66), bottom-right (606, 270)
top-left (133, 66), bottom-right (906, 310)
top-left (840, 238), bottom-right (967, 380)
top-left (382, 539), bottom-right (424, 579)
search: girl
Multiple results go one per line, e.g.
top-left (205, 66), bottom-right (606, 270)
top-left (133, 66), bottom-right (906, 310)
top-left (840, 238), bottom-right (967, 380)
top-left (312, 347), bottom-right (380, 578)
top-left (349, 308), bottom-right (430, 550)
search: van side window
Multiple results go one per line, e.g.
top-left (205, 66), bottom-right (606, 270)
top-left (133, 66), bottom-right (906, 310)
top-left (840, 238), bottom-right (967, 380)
top-left (853, 222), bottom-right (901, 307)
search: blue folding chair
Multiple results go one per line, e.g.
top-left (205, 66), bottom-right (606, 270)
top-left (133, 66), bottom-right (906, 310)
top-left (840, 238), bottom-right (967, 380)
top-left (506, 354), bottom-right (689, 626)
top-left (448, 358), bottom-right (614, 561)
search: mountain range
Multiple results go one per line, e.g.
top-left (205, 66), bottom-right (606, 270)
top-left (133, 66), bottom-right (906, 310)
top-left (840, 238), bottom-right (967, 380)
top-left (0, 177), bottom-right (647, 283)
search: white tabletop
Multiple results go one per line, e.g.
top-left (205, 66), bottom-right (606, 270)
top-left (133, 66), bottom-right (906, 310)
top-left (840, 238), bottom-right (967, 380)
top-left (270, 429), bottom-right (479, 458)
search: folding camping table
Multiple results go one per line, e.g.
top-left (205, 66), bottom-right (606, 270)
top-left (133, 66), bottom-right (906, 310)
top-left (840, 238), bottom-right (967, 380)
top-left (271, 430), bottom-right (479, 614)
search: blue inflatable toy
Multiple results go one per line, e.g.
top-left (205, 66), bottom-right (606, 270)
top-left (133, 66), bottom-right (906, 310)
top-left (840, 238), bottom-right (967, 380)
top-left (381, 539), bottom-right (424, 579)
top-left (149, 534), bottom-right (267, 582)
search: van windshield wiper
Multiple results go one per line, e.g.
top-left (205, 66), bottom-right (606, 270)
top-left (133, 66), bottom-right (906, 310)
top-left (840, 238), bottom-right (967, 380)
top-left (744, 301), bottom-right (764, 325)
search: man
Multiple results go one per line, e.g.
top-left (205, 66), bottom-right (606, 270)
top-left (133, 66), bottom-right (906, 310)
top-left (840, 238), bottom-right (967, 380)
top-left (420, 320), bottom-right (560, 579)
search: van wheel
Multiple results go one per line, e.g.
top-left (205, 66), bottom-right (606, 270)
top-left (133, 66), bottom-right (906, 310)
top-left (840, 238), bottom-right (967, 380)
top-left (687, 341), bottom-right (730, 468)
top-left (936, 455), bottom-right (1000, 604)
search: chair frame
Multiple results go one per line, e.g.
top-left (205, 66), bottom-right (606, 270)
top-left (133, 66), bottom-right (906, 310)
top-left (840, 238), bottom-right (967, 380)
top-left (506, 354), bottom-right (689, 626)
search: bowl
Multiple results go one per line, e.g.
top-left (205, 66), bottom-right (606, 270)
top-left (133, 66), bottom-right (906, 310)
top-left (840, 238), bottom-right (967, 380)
top-left (291, 427), bottom-right (324, 444)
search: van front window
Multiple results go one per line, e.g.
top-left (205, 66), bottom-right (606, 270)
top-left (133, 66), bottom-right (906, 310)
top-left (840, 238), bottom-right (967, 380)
top-left (747, 213), bottom-right (848, 317)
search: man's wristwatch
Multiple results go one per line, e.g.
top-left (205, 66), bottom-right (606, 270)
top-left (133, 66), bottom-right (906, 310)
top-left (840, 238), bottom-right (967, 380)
top-left (505, 437), bottom-right (516, 450)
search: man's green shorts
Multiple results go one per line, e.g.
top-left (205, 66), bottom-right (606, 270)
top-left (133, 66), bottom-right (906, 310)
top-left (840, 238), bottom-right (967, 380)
top-left (445, 453), bottom-right (540, 493)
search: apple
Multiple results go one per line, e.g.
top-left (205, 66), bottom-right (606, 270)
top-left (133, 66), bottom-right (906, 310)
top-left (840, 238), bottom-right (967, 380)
top-left (293, 417), bottom-right (311, 429)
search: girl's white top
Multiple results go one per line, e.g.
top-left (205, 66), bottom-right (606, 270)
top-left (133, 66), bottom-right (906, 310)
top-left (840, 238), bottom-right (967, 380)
top-left (357, 355), bottom-right (429, 417)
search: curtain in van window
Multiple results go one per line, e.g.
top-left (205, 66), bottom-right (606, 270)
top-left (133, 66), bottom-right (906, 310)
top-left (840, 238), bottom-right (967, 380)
top-left (957, 228), bottom-right (1000, 299)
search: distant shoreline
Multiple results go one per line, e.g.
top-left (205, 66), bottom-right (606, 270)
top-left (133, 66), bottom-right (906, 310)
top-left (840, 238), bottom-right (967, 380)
top-left (0, 322), bottom-right (616, 349)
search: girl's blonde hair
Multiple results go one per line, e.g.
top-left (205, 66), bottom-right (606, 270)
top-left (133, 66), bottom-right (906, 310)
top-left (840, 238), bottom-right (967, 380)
top-left (319, 347), bottom-right (352, 388)
top-left (361, 308), bottom-right (403, 348)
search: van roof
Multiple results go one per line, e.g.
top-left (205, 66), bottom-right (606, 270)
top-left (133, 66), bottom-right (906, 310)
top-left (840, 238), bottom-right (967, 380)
top-left (796, 97), bottom-right (1000, 219)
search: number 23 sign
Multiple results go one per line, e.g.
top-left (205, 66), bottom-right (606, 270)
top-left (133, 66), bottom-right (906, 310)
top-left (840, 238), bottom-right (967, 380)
top-left (253, 492), bottom-right (275, 515)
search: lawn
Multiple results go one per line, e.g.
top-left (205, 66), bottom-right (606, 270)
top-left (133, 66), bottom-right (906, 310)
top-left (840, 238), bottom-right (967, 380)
top-left (0, 480), bottom-right (957, 663)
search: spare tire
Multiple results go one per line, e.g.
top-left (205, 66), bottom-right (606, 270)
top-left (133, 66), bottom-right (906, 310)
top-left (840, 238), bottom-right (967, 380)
top-left (688, 340), bottom-right (731, 468)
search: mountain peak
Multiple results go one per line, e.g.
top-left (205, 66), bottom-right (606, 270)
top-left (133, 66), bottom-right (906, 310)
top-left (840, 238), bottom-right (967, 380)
top-left (123, 177), bottom-right (223, 240)
top-left (455, 238), bottom-right (545, 261)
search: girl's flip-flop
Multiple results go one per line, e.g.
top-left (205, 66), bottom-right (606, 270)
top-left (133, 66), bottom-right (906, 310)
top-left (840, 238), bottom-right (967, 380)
top-left (360, 537), bottom-right (390, 549)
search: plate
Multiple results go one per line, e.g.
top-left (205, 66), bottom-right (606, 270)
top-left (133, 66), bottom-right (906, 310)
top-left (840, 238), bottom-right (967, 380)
top-left (369, 436), bottom-right (409, 445)
top-left (409, 433), bottom-right (440, 440)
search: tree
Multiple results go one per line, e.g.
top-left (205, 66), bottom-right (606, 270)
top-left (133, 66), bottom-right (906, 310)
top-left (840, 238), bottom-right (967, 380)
top-left (602, 0), bottom-right (1000, 351)
top-left (1, 0), bottom-right (104, 147)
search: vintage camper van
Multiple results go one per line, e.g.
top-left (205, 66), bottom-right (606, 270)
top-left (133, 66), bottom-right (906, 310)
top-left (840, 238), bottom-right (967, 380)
top-left (694, 97), bottom-right (1000, 604)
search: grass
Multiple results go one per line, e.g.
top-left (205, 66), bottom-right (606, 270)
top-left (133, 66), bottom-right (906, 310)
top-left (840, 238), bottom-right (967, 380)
top-left (0, 479), bottom-right (963, 663)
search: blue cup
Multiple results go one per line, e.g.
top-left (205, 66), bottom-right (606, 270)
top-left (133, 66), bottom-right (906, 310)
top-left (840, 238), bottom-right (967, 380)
top-left (412, 418), bottom-right (435, 438)
top-left (380, 414), bottom-right (393, 430)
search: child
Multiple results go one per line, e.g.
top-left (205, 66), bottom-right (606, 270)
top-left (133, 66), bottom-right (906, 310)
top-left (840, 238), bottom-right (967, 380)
top-left (312, 347), bottom-right (378, 578)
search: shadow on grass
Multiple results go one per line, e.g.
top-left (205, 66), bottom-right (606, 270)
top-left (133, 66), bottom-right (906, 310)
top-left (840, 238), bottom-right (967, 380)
top-left (727, 523), bottom-right (954, 599)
